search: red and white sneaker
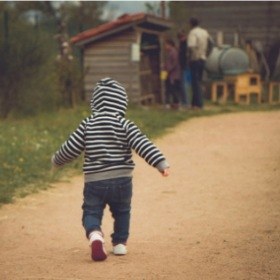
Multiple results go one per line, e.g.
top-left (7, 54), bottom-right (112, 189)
top-left (89, 231), bottom-right (107, 261)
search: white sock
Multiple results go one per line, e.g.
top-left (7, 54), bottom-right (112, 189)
top-left (89, 231), bottom-right (104, 245)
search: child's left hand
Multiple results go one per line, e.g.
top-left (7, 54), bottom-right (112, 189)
top-left (161, 168), bottom-right (170, 177)
top-left (50, 164), bottom-right (59, 176)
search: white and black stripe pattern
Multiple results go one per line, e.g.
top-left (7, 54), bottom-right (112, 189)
top-left (90, 78), bottom-right (128, 117)
top-left (52, 78), bottom-right (168, 176)
top-left (53, 118), bottom-right (87, 166)
top-left (118, 116), bottom-right (166, 167)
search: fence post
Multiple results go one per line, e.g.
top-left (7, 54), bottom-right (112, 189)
top-left (3, 11), bottom-right (9, 42)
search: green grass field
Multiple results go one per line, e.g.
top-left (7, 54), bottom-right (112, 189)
top-left (1, 103), bottom-right (280, 205)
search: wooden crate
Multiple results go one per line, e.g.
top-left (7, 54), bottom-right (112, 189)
top-left (268, 82), bottom-right (280, 104)
top-left (225, 73), bottom-right (262, 104)
top-left (211, 81), bottom-right (228, 103)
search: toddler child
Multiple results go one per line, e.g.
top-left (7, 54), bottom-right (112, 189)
top-left (52, 78), bottom-right (169, 261)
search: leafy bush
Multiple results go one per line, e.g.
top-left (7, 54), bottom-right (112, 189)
top-left (0, 11), bottom-right (60, 118)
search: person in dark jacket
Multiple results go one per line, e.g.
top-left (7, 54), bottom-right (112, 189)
top-left (164, 39), bottom-right (181, 109)
top-left (177, 31), bottom-right (189, 108)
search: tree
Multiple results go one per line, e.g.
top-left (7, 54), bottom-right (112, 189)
top-left (0, 6), bottom-right (59, 118)
top-left (14, 1), bottom-right (107, 104)
top-left (0, 1), bottom-right (107, 117)
top-left (145, 2), bottom-right (159, 15)
top-left (61, 1), bottom-right (108, 102)
top-left (65, 1), bottom-right (107, 35)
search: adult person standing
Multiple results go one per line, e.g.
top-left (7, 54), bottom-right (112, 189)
top-left (177, 31), bottom-right (189, 108)
top-left (187, 17), bottom-right (212, 109)
top-left (164, 39), bottom-right (181, 109)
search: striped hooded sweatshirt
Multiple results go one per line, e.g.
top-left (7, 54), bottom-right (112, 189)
top-left (52, 78), bottom-right (169, 182)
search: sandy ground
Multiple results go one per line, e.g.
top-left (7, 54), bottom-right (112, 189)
top-left (1, 111), bottom-right (280, 280)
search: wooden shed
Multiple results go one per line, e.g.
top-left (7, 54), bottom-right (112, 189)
top-left (71, 13), bottom-right (173, 104)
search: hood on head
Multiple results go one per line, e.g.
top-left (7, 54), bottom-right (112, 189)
top-left (90, 78), bottom-right (128, 116)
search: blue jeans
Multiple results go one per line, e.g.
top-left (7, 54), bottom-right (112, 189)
top-left (82, 177), bottom-right (132, 244)
top-left (190, 59), bottom-right (205, 108)
top-left (181, 69), bottom-right (191, 106)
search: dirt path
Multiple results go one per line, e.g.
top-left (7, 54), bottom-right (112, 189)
top-left (1, 111), bottom-right (280, 280)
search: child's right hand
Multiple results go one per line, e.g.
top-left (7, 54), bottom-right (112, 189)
top-left (161, 168), bottom-right (170, 177)
top-left (50, 155), bottom-right (60, 175)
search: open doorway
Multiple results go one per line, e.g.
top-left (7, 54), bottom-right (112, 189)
top-left (140, 32), bottom-right (162, 103)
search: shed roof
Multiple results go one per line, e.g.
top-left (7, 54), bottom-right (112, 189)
top-left (71, 13), bottom-right (173, 46)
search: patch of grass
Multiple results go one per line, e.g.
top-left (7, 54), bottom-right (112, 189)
top-left (0, 107), bottom-right (88, 205)
top-left (0, 103), bottom-right (280, 205)
top-left (127, 102), bottom-right (280, 138)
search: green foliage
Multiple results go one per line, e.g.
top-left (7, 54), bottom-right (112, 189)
top-left (169, 1), bottom-right (190, 32)
top-left (65, 1), bottom-right (107, 35)
top-left (0, 1), bottom-right (107, 119)
top-left (55, 57), bottom-right (84, 108)
top-left (0, 107), bottom-right (88, 204)
top-left (145, 2), bottom-right (159, 15)
top-left (0, 11), bottom-right (59, 118)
